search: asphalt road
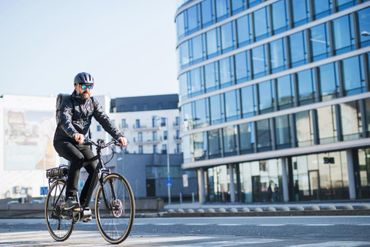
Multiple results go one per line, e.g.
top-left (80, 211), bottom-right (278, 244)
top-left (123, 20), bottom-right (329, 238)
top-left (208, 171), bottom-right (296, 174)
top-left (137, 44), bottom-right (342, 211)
top-left (0, 216), bottom-right (370, 246)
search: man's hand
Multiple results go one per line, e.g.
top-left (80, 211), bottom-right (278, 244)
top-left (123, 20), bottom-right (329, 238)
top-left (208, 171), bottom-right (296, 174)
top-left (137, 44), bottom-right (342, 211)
top-left (118, 136), bottom-right (128, 147)
top-left (73, 133), bottom-right (85, 144)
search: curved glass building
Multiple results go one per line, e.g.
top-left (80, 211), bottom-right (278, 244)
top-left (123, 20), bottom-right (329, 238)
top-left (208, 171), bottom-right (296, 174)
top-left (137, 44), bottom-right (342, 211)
top-left (175, 0), bottom-right (370, 203)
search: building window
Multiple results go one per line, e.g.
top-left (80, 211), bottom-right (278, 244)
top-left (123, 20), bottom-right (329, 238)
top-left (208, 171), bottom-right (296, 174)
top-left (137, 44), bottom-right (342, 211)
top-left (187, 4), bottom-right (200, 34)
top-left (252, 45), bottom-right (267, 79)
top-left (135, 119), bottom-right (140, 128)
top-left (179, 73), bottom-right (189, 100)
top-left (271, 0), bottom-right (288, 34)
top-left (202, 0), bottom-right (216, 27)
top-left (219, 56), bottom-right (234, 88)
top-left (153, 145), bottom-right (157, 154)
top-left (277, 75), bottom-right (293, 110)
top-left (138, 132), bottom-right (143, 142)
top-left (340, 101), bottom-right (362, 141)
top-left (204, 62), bottom-right (219, 92)
top-left (206, 28), bottom-right (220, 58)
top-left (182, 103), bottom-right (193, 131)
top-left (194, 98), bottom-right (209, 128)
top-left (190, 35), bottom-right (205, 64)
top-left (249, 0), bottom-right (262, 8)
top-left (289, 31), bottom-right (308, 67)
top-left (138, 145), bottom-right (143, 154)
top-left (313, 0), bottom-right (332, 19)
top-left (319, 62), bottom-right (339, 101)
top-left (193, 132), bottom-right (207, 160)
top-left (297, 69), bottom-right (316, 105)
top-left (342, 55), bottom-right (366, 96)
top-left (97, 125), bottom-right (102, 132)
top-left (239, 122), bottom-right (255, 154)
top-left (163, 130), bottom-right (168, 140)
top-left (241, 85), bottom-right (257, 117)
top-left (253, 7), bottom-right (269, 41)
top-left (232, 0), bottom-right (247, 15)
top-left (215, 0), bottom-right (230, 21)
top-left (176, 12), bottom-right (185, 38)
top-left (235, 51), bottom-right (250, 83)
top-left (179, 41), bottom-right (190, 68)
top-left (161, 117), bottom-right (166, 127)
top-left (258, 80), bottom-right (274, 114)
top-left (220, 22), bottom-right (235, 53)
top-left (358, 7), bottom-right (370, 47)
top-left (332, 14), bottom-right (355, 55)
top-left (208, 129), bottom-right (222, 158)
top-left (295, 111), bottom-right (314, 147)
top-left (162, 144), bottom-right (167, 154)
top-left (310, 23), bottom-right (330, 61)
top-left (210, 94), bottom-right (225, 125)
top-left (236, 14), bottom-right (251, 47)
top-left (337, 0), bottom-right (356, 11)
top-left (269, 38), bottom-right (287, 73)
top-left (291, 0), bottom-right (310, 27)
top-left (256, 119), bottom-right (272, 152)
top-left (121, 119), bottom-right (127, 129)
top-left (153, 131), bottom-right (158, 141)
top-left (275, 115), bottom-right (291, 149)
top-left (225, 90), bottom-right (241, 121)
top-left (317, 105), bottom-right (337, 144)
top-left (223, 125), bottom-right (238, 156)
top-left (189, 67), bottom-right (204, 97)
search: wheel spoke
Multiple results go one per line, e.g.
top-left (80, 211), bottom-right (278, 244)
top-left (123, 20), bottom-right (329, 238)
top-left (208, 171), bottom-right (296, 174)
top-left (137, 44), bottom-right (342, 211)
top-left (95, 174), bottom-right (135, 244)
top-left (45, 180), bottom-right (74, 241)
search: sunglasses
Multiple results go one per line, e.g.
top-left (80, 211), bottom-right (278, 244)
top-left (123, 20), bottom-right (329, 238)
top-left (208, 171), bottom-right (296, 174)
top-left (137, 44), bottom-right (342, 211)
top-left (80, 84), bottom-right (94, 90)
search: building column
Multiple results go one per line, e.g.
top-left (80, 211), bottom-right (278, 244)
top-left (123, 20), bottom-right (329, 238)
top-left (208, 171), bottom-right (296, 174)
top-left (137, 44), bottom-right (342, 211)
top-left (229, 165), bottom-right (235, 203)
top-left (281, 157), bottom-right (290, 202)
top-left (197, 168), bottom-right (206, 204)
top-left (346, 150), bottom-right (356, 200)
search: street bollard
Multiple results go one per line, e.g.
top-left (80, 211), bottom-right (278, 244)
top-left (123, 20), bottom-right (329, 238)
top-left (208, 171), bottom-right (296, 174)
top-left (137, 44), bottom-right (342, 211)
top-left (192, 192), bottom-right (195, 203)
top-left (180, 192), bottom-right (183, 204)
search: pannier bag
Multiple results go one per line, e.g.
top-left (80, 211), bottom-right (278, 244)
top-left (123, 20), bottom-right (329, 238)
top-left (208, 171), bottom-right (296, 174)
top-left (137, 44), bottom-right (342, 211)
top-left (46, 165), bottom-right (69, 179)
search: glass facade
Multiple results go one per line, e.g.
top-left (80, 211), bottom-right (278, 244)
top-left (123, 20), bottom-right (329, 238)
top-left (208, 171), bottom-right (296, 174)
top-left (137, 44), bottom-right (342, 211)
top-left (176, 0), bottom-right (370, 204)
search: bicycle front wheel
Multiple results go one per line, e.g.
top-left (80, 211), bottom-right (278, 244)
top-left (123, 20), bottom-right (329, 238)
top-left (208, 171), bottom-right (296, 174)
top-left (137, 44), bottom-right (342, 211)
top-left (45, 180), bottom-right (74, 241)
top-left (95, 173), bottom-right (135, 244)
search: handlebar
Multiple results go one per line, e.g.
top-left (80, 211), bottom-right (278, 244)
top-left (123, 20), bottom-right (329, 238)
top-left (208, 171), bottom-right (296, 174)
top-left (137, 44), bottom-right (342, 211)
top-left (84, 139), bottom-right (121, 149)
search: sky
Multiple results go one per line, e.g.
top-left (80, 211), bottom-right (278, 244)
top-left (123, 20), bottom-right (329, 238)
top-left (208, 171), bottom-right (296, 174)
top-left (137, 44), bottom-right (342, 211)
top-left (0, 0), bottom-right (179, 98)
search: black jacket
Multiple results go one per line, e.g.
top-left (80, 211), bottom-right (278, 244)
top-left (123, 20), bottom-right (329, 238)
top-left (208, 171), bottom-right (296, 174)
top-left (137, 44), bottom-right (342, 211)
top-left (54, 91), bottom-right (123, 143)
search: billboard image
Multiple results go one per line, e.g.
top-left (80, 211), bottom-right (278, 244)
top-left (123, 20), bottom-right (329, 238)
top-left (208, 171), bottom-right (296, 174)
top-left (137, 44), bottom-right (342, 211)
top-left (3, 109), bottom-right (56, 170)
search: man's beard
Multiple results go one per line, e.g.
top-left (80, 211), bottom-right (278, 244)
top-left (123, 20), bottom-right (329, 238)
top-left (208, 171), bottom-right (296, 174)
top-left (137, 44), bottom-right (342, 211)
top-left (81, 91), bottom-right (90, 99)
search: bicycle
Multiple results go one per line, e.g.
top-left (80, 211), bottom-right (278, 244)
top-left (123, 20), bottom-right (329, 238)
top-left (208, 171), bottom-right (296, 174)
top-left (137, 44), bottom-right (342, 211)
top-left (44, 139), bottom-right (135, 244)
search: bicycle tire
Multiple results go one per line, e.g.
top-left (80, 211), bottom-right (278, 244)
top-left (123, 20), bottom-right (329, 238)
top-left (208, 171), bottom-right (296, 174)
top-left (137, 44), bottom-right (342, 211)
top-left (45, 179), bottom-right (74, 241)
top-left (95, 173), bottom-right (135, 244)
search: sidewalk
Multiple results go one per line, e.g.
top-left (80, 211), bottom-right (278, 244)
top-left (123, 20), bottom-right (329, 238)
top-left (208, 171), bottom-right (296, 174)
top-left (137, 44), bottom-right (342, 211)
top-left (162, 201), bottom-right (370, 217)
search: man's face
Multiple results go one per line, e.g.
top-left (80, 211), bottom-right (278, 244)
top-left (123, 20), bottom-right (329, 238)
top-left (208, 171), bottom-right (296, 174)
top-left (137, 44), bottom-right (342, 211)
top-left (75, 83), bottom-right (93, 99)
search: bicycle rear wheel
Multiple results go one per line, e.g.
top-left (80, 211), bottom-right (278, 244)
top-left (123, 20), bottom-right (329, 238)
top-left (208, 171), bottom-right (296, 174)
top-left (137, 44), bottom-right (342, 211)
top-left (95, 173), bottom-right (135, 244)
top-left (45, 180), bottom-right (74, 241)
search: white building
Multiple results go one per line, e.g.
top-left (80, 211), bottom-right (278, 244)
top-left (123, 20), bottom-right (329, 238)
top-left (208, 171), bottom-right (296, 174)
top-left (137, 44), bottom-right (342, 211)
top-left (90, 94), bottom-right (181, 155)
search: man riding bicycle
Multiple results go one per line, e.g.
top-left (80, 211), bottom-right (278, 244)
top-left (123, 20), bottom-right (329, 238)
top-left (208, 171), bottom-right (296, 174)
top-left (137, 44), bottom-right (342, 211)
top-left (53, 72), bottom-right (127, 221)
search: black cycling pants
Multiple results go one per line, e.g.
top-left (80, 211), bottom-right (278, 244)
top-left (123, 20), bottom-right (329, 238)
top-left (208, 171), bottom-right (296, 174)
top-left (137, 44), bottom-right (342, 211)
top-left (54, 141), bottom-right (98, 208)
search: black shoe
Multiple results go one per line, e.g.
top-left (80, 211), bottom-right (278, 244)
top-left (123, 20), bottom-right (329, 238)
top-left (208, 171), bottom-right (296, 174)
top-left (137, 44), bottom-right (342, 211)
top-left (82, 207), bottom-right (92, 222)
top-left (64, 196), bottom-right (79, 210)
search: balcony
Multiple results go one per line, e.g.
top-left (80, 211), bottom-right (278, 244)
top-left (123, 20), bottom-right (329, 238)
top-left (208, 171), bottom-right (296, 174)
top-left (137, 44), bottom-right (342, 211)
top-left (132, 124), bottom-right (161, 131)
top-left (133, 137), bottom-right (162, 145)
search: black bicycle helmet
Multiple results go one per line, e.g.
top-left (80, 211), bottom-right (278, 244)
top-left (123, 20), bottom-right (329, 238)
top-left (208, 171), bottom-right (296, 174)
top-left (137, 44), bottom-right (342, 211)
top-left (74, 72), bottom-right (94, 85)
